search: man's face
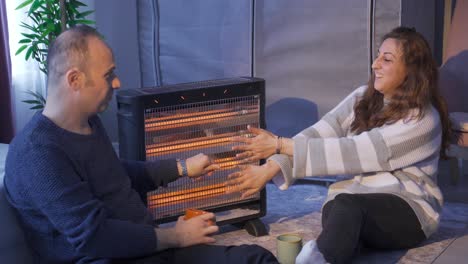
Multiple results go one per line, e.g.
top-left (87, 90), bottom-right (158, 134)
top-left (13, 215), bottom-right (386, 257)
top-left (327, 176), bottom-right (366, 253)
top-left (82, 37), bottom-right (121, 114)
top-left (371, 38), bottom-right (407, 98)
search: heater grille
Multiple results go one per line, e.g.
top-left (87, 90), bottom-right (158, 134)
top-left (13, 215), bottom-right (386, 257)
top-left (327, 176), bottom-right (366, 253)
top-left (144, 95), bottom-right (261, 220)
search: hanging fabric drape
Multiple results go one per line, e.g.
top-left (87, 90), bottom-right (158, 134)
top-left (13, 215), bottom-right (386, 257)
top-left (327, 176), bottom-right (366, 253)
top-left (5, 0), bottom-right (47, 133)
top-left (0, 0), bottom-right (14, 143)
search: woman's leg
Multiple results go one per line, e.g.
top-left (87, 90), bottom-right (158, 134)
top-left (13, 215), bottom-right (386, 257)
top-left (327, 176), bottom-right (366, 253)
top-left (316, 193), bottom-right (426, 264)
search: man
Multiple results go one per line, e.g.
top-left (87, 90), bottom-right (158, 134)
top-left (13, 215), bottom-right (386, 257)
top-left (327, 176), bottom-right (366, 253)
top-left (4, 25), bottom-right (277, 264)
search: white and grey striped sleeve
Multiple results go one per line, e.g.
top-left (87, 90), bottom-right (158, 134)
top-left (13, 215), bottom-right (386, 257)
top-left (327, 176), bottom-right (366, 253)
top-left (269, 86), bottom-right (367, 189)
top-left (293, 106), bottom-right (442, 179)
top-left (297, 86), bottom-right (366, 139)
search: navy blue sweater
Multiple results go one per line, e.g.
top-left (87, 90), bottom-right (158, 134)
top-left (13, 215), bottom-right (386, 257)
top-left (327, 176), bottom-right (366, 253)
top-left (4, 112), bottom-right (179, 263)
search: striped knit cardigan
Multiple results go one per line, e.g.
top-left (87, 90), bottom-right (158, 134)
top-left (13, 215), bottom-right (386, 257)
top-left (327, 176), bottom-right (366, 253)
top-left (270, 85), bottom-right (444, 237)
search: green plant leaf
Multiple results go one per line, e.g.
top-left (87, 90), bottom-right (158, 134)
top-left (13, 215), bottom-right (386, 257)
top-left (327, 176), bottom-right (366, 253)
top-left (15, 0), bottom-right (34, 10)
top-left (67, 5), bottom-right (79, 16)
top-left (18, 39), bottom-right (32, 44)
top-left (29, 13), bottom-right (39, 24)
top-left (15, 45), bottom-right (28, 55)
top-left (25, 90), bottom-right (46, 102)
top-left (40, 25), bottom-right (55, 38)
top-left (27, 0), bottom-right (43, 16)
top-left (23, 90), bottom-right (46, 110)
top-left (19, 22), bottom-right (37, 32)
top-left (70, 0), bottom-right (87, 7)
top-left (21, 32), bottom-right (39, 39)
top-left (30, 105), bottom-right (44, 110)
top-left (25, 46), bottom-right (34, 60)
top-left (74, 19), bottom-right (95, 25)
top-left (22, 100), bottom-right (42, 104)
top-left (76, 10), bottom-right (94, 18)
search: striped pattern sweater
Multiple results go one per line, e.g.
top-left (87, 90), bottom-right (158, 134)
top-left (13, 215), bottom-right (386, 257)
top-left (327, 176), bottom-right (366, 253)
top-left (270, 86), bottom-right (444, 237)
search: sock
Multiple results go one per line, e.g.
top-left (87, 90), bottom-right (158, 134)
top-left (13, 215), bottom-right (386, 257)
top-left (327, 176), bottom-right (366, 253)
top-left (295, 240), bottom-right (328, 264)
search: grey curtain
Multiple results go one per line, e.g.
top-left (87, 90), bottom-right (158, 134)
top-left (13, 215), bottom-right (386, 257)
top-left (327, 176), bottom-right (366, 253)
top-left (138, 0), bottom-right (252, 86)
top-left (0, 0), bottom-right (14, 143)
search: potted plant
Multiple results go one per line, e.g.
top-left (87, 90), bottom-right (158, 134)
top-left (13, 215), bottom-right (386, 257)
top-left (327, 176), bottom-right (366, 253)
top-left (14, 0), bottom-right (95, 110)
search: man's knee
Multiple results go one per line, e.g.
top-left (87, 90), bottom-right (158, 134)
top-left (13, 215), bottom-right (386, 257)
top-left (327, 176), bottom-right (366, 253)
top-left (227, 244), bottom-right (278, 264)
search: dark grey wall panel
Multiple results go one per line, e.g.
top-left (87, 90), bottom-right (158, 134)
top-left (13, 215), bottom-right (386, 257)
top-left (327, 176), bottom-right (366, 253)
top-left (137, 0), bottom-right (161, 87)
top-left (156, 0), bottom-right (252, 85)
top-left (94, 0), bottom-right (140, 142)
top-left (372, 0), bottom-right (401, 60)
top-left (254, 0), bottom-right (369, 119)
top-left (401, 0), bottom-right (436, 52)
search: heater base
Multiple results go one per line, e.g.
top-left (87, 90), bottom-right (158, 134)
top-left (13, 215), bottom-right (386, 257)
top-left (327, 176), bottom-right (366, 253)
top-left (235, 218), bottom-right (268, 237)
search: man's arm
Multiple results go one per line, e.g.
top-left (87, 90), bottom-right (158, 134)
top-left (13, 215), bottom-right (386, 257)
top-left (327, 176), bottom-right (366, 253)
top-left (23, 146), bottom-right (159, 259)
top-left (121, 159), bottom-right (179, 201)
top-left (122, 154), bottom-right (220, 194)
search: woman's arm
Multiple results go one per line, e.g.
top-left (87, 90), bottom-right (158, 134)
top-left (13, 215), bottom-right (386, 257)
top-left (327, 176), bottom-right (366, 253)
top-left (228, 106), bottom-right (442, 194)
top-left (230, 86), bottom-right (367, 163)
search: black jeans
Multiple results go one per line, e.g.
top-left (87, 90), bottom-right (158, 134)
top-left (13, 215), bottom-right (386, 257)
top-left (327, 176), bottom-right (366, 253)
top-left (317, 193), bottom-right (426, 264)
top-left (117, 244), bottom-right (278, 264)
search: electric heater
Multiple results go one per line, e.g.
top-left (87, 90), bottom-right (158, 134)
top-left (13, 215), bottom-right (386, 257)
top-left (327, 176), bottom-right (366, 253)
top-left (117, 77), bottom-right (267, 235)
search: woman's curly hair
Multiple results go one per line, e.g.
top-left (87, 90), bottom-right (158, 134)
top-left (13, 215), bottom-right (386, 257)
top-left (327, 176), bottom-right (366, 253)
top-left (350, 27), bottom-right (452, 158)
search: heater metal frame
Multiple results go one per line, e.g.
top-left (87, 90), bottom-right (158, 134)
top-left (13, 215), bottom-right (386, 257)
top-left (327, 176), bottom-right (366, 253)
top-left (117, 77), bottom-right (267, 229)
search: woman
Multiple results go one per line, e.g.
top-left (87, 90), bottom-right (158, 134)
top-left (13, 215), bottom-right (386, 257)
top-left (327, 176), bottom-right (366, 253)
top-left (227, 27), bottom-right (451, 264)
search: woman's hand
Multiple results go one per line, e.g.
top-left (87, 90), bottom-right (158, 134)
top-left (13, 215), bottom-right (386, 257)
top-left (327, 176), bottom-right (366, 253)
top-left (226, 161), bottom-right (281, 198)
top-left (231, 125), bottom-right (278, 163)
top-left (183, 153), bottom-right (220, 178)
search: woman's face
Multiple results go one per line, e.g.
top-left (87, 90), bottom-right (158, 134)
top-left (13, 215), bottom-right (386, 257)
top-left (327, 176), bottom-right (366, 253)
top-left (371, 38), bottom-right (407, 98)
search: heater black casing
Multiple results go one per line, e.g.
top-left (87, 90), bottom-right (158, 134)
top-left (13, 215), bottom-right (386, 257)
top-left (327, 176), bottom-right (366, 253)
top-left (116, 77), bottom-right (267, 230)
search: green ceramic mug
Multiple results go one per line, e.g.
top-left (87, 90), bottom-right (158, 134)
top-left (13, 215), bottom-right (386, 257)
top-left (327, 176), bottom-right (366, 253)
top-left (276, 234), bottom-right (303, 264)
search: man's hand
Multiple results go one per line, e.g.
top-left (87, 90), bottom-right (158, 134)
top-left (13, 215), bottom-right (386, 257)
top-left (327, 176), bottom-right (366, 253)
top-left (181, 153), bottom-right (220, 178)
top-left (155, 213), bottom-right (218, 251)
top-left (174, 213), bottom-right (218, 247)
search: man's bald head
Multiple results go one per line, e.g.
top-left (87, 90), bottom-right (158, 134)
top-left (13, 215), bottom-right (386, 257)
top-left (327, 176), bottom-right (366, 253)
top-left (46, 25), bottom-right (109, 90)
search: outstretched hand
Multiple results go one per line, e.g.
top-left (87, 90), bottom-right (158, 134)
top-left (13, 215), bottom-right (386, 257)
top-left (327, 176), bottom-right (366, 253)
top-left (185, 153), bottom-right (220, 178)
top-left (231, 125), bottom-right (278, 163)
top-left (226, 161), bottom-right (280, 198)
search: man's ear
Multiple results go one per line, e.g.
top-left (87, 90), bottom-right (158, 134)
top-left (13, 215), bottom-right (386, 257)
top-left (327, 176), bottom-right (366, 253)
top-left (66, 67), bottom-right (84, 91)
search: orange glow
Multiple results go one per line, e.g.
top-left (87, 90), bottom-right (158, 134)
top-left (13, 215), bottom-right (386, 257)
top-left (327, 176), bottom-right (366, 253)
top-left (145, 107), bottom-right (246, 123)
top-left (146, 136), bottom-right (231, 154)
top-left (148, 188), bottom-right (226, 206)
top-left (146, 132), bottom-right (238, 151)
top-left (145, 108), bottom-right (258, 131)
top-left (147, 185), bottom-right (232, 206)
top-left (213, 156), bottom-right (237, 163)
top-left (148, 191), bottom-right (231, 209)
top-left (146, 130), bottom-right (255, 156)
top-left (148, 183), bottom-right (225, 200)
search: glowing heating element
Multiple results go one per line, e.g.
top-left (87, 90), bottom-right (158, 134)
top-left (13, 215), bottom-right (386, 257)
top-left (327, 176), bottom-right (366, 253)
top-left (144, 96), bottom-right (261, 220)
